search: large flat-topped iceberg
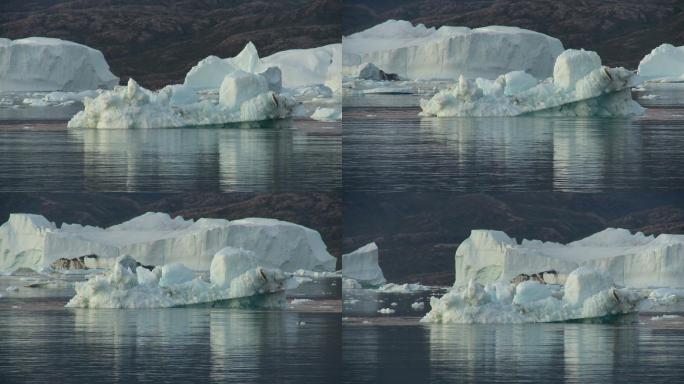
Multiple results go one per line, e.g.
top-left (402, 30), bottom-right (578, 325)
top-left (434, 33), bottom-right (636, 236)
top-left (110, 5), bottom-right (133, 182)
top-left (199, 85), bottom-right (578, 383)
top-left (638, 43), bottom-right (684, 82)
top-left (0, 37), bottom-right (118, 91)
top-left (343, 20), bottom-right (564, 80)
top-left (0, 212), bottom-right (336, 273)
top-left (454, 228), bottom-right (684, 289)
top-left (420, 49), bottom-right (644, 117)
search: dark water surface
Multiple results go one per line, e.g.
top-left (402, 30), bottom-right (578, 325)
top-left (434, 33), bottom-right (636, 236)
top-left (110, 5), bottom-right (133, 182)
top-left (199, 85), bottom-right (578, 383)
top-left (343, 87), bottom-right (684, 192)
top-left (0, 119), bottom-right (340, 192)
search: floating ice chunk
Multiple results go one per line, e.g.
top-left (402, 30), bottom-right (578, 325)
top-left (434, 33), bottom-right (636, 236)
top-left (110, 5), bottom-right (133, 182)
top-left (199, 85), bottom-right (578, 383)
top-left (342, 278), bottom-right (363, 290)
top-left (553, 49), bottom-right (602, 90)
top-left (0, 37), bottom-right (118, 91)
top-left (310, 107), bottom-right (341, 121)
top-left (411, 301), bottom-right (425, 310)
top-left (453, 228), bottom-right (684, 289)
top-left (420, 48), bottom-right (644, 118)
top-left (342, 243), bottom-right (386, 286)
top-left (66, 254), bottom-right (291, 309)
top-left (291, 298), bottom-right (313, 305)
top-left (158, 262), bottom-right (196, 287)
top-left (638, 43), bottom-right (684, 82)
top-left (6, 286), bottom-right (18, 292)
top-left (376, 282), bottom-right (431, 293)
top-left (210, 247), bottom-right (257, 288)
top-left (651, 315), bottom-right (682, 321)
top-left (219, 70), bottom-right (269, 109)
top-left (422, 267), bottom-right (641, 324)
top-left (378, 307), bottom-right (395, 314)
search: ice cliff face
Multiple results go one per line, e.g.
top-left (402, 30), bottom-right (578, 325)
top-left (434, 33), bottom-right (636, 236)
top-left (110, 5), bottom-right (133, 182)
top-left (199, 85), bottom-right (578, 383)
top-left (420, 49), bottom-right (644, 117)
top-left (0, 212), bottom-right (336, 273)
top-left (638, 43), bottom-right (684, 82)
top-left (453, 228), bottom-right (684, 289)
top-left (0, 37), bottom-right (118, 91)
top-left (343, 20), bottom-right (564, 81)
top-left (342, 242), bottom-right (386, 286)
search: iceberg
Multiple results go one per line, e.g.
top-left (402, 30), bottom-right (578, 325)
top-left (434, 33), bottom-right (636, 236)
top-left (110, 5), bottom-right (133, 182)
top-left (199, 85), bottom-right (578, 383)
top-left (67, 41), bottom-right (340, 128)
top-left (342, 243), bottom-right (386, 286)
top-left (343, 20), bottom-right (564, 81)
top-left (422, 266), bottom-right (641, 324)
top-left (0, 37), bottom-right (119, 92)
top-left (420, 48), bottom-right (644, 117)
top-left (0, 212), bottom-right (336, 274)
top-left (638, 44), bottom-right (684, 82)
top-left (453, 228), bottom-right (684, 289)
top-left (65, 254), bottom-right (291, 309)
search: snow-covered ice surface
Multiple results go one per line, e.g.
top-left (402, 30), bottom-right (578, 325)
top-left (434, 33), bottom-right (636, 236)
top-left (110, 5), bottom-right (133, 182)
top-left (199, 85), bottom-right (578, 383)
top-left (638, 43), bottom-right (684, 82)
top-left (0, 37), bottom-right (118, 92)
top-left (342, 242), bottom-right (386, 286)
top-left (453, 228), bottom-right (684, 289)
top-left (67, 42), bottom-right (340, 128)
top-left (420, 49), bottom-right (644, 117)
top-left (343, 20), bottom-right (563, 81)
top-left (65, 254), bottom-right (292, 309)
top-left (0, 212), bottom-right (336, 273)
top-left (422, 267), bottom-right (641, 324)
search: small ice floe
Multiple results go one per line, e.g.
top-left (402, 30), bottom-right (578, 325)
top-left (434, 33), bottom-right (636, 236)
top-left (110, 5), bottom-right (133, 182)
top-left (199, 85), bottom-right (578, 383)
top-left (378, 308), bottom-right (396, 314)
top-left (298, 321), bottom-right (307, 326)
top-left (344, 298), bottom-right (359, 305)
top-left (650, 315), bottom-right (682, 321)
top-left (290, 298), bottom-right (313, 305)
top-left (411, 301), bottom-right (425, 311)
top-left (376, 282), bottom-right (431, 293)
top-left (6, 286), bottom-right (18, 292)
top-left (390, 302), bottom-right (398, 307)
top-left (640, 94), bottom-right (660, 100)
top-left (310, 107), bottom-right (341, 121)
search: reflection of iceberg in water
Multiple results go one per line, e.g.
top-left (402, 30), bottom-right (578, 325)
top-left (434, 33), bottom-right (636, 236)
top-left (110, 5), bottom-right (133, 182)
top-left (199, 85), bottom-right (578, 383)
top-left (67, 120), bottom-right (340, 191)
top-left (428, 325), bottom-right (560, 381)
top-left (420, 116), bottom-right (641, 191)
top-left (563, 325), bottom-right (614, 382)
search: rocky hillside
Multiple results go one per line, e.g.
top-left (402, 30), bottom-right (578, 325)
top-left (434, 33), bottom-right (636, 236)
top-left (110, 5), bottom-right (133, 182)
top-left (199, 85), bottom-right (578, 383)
top-left (343, 192), bottom-right (684, 285)
top-left (343, 0), bottom-right (684, 69)
top-left (0, 0), bottom-right (340, 89)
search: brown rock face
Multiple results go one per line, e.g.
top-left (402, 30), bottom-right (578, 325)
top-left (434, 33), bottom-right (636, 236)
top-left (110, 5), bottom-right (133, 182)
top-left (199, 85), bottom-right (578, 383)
top-left (0, 0), bottom-right (341, 89)
top-left (343, 0), bottom-right (684, 69)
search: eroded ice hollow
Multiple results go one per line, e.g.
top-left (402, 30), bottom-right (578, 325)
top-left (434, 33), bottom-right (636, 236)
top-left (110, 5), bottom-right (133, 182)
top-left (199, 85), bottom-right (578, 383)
top-left (0, 212), bottom-right (336, 274)
top-left (421, 228), bottom-right (684, 324)
top-left (67, 42), bottom-right (342, 128)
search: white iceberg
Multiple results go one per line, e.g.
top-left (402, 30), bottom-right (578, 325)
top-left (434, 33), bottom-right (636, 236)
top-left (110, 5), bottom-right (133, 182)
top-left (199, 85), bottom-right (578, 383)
top-left (65, 254), bottom-right (291, 309)
top-left (0, 212), bottom-right (336, 274)
top-left (67, 41), bottom-right (340, 128)
top-left (343, 20), bottom-right (564, 81)
top-left (453, 228), bottom-right (684, 289)
top-left (420, 49), bottom-right (644, 117)
top-left (637, 43), bottom-right (684, 82)
top-left (342, 242), bottom-right (386, 286)
top-left (0, 37), bottom-right (118, 91)
top-left (310, 106), bottom-right (341, 121)
top-left (422, 267), bottom-right (641, 324)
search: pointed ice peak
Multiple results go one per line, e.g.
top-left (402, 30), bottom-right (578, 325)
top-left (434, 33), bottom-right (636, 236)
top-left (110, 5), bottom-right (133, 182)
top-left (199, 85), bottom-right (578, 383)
top-left (233, 41), bottom-right (263, 73)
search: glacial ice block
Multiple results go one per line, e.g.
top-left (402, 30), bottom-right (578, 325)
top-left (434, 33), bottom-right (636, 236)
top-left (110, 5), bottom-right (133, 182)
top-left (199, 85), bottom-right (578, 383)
top-left (65, 254), bottom-right (291, 309)
top-left (342, 242), bottom-right (386, 286)
top-left (262, 44), bottom-right (342, 93)
top-left (422, 266), bottom-right (641, 324)
top-left (453, 228), bottom-right (684, 289)
top-left (419, 49), bottom-right (645, 117)
top-left (0, 213), bottom-right (336, 273)
top-left (343, 20), bottom-right (564, 80)
top-left (0, 37), bottom-right (118, 91)
top-left (637, 43), bottom-right (684, 82)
